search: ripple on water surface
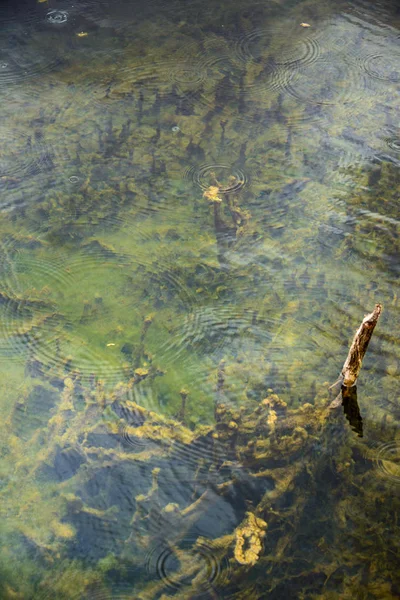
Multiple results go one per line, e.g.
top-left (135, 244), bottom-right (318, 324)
top-left (28, 254), bottom-right (129, 382)
top-left (235, 25), bottom-right (321, 68)
top-left (0, 226), bottom-right (202, 382)
top-left (360, 52), bottom-right (400, 83)
top-left (170, 435), bottom-right (227, 471)
top-left (385, 135), bottom-right (400, 154)
top-left (185, 163), bottom-right (248, 193)
top-left (146, 537), bottom-right (230, 596)
top-left (373, 441), bottom-right (400, 485)
top-left (42, 0), bottom-right (114, 29)
top-left (0, 127), bottom-right (52, 186)
top-left (0, 247), bottom-right (75, 360)
top-left (0, 32), bottom-right (63, 84)
top-left (112, 51), bottom-right (238, 112)
top-left (45, 9), bottom-right (69, 25)
top-left (155, 305), bottom-right (276, 378)
top-left (284, 53), bottom-right (364, 107)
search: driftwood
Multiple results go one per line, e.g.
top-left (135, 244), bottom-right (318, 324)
top-left (330, 303), bottom-right (382, 408)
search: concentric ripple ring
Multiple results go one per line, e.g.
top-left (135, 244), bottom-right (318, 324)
top-left (188, 164), bottom-right (248, 193)
top-left (236, 27), bottom-right (321, 69)
top-left (374, 442), bottom-right (400, 484)
top-left (146, 537), bottom-right (230, 595)
top-left (361, 54), bottom-right (400, 83)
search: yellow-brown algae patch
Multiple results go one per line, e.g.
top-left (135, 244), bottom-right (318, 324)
top-left (267, 409), bottom-right (278, 431)
top-left (51, 520), bottom-right (75, 539)
top-left (203, 186), bottom-right (222, 203)
top-left (234, 512), bottom-right (267, 566)
top-left (134, 368), bottom-right (149, 379)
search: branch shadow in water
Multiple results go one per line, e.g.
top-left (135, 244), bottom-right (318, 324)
top-left (341, 385), bottom-right (363, 438)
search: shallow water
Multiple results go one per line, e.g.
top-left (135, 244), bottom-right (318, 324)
top-left (0, 0), bottom-right (399, 598)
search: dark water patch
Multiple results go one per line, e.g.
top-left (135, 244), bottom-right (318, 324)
top-left (145, 536), bottom-right (230, 596)
top-left (169, 435), bottom-right (223, 470)
top-left (68, 0), bottom-right (195, 35)
top-left (0, 33), bottom-right (63, 84)
top-left (67, 510), bottom-right (121, 562)
top-left (78, 462), bottom-right (153, 514)
top-left (42, 445), bottom-right (87, 482)
top-left (155, 465), bottom-right (210, 509)
top-left (11, 384), bottom-right (58, 441)
top-left (191, 0), bottom-right (283, 35)
top-left (0, 0), bottom-right (45, 27)
top-left (0, 126), bottom-right (53, 185)
top-left (344, 0), bottom-right (400, 31)
top-left (186, 477), bottom-right (274, 539)
top-left (85, 431), bottom-right (123, 450)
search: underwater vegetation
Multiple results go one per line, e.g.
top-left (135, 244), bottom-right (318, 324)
top-left (0, 0), bottom-right (399, 597)
top-left (1, 364), bottom-right (400, 599)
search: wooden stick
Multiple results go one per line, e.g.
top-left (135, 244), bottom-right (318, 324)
top-left (341, 303), bottom-right (382, 386)
top-left (329, 303), bottom-right (382, 409)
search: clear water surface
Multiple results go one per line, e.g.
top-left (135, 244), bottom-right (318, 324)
top-left (0, 0), bottom-right (399, 597)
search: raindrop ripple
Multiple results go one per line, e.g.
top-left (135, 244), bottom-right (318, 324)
top-left (146, 537), bottom-right (230, 595)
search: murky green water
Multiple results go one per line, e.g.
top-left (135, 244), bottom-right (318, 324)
top-left (0, 0), bottom-right (399, 597)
